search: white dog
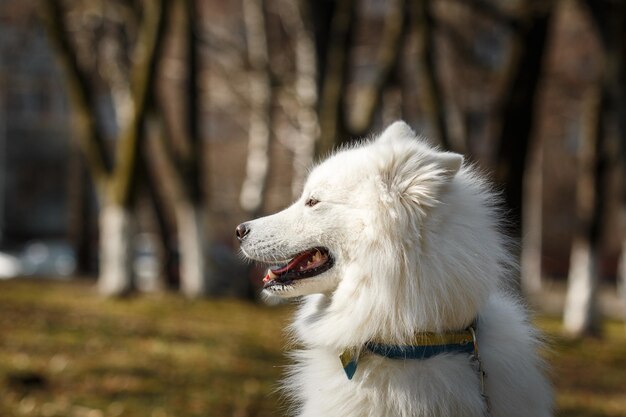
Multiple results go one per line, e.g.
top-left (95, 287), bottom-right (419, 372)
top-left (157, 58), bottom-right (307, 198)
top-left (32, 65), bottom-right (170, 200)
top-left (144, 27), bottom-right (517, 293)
top-left (237, 121), bottom-right (553, 417)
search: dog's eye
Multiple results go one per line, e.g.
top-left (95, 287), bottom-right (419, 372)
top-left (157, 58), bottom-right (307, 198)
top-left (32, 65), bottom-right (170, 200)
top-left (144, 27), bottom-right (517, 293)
top-left (305, 197), bottom-right (319, 207)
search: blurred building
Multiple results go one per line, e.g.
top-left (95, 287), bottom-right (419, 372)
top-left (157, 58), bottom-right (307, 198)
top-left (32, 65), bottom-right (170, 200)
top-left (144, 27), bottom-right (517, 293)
top-left (0, 1), bottom-right (72, 246)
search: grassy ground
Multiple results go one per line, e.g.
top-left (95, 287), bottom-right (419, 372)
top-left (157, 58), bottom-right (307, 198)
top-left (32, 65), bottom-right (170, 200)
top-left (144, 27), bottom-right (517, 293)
top-left (0, 279), bottom-right (625, 417)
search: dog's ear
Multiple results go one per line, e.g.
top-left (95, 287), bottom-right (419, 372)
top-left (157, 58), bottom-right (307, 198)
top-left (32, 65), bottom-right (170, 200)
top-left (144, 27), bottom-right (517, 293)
top-left (377, 121), bottom-right (416, 144)
top-left (436, 151), bottom-right (464, 181)
top-left (375, 121), bottom-right (463, 209)
top-left (378, 143), bottom-right (463, 210)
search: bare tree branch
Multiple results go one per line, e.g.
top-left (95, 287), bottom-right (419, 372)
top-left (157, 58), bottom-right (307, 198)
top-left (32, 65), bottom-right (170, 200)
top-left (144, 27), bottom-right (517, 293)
top-left (111, 0), bottom-right (168, 206)
top-left (41, 0), bottom-right (113, 194)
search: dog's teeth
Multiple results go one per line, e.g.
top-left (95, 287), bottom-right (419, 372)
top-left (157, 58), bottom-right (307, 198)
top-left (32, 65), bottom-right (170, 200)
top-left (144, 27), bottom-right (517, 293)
top-left (263, 269), bottom-right (278, 283)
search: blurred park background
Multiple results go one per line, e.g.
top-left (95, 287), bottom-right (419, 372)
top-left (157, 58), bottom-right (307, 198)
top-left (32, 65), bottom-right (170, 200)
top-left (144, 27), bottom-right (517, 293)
top-left (0, 0), bottom-right (625, 416)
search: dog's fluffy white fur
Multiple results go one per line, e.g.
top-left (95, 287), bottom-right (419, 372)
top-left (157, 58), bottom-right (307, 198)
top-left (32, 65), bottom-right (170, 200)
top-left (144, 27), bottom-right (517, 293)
top-left (239, 121), bottom-right (553, 417)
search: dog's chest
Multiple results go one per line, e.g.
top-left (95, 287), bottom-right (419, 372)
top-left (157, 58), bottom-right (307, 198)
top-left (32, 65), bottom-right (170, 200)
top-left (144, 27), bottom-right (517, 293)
top-left (288, 347), bottom-right (487, 417)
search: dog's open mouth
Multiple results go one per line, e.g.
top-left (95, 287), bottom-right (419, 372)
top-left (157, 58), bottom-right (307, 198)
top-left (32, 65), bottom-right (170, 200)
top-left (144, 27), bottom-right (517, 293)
top-left (263, 247), bottom-right (334, 289)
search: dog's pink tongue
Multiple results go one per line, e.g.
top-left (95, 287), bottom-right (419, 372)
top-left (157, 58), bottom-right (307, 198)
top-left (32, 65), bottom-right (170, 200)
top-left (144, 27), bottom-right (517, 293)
top-left (263, 249), bottom-right (324, 283)
top-left (269, 250), bottom-right (316, 276)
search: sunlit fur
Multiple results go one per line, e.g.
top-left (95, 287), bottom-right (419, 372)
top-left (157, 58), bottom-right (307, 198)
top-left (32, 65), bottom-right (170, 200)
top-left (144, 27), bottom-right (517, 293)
top-left (239, 121), bottom-right (553, 417)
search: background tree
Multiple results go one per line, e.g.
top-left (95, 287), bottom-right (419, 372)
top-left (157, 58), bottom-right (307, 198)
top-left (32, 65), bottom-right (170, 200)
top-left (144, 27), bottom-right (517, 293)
top-left (67, 143), bottom-right (95, 276)
top-left (494, 0), bottom-right (554, 295)
top-left (174, 0), bottom-right (213, 297)
top-left (348, 0), bottom-right (407, 138)
top-left (582, 0), bottom-right (626, 331)
top-left (521, 139), bottom-right (544, 294)
top-left (563, 85), bottom-right (607, 337)
top-left (493, 0), bottom-right (554, 242)
top-left (23, 0), bottom-right (625, 329)
top-left (147, 0), bottom-right (217, 297)
top-left (313, 0), bottom-right (358, 156)
top-left (278, 0), bottom-right (320, 198)
top-left (43, 0), bottom-right (168, 296)
top-left (412, 0), bottom-right (449, 149)
top-left (239, 0), bottom-right (274, 219)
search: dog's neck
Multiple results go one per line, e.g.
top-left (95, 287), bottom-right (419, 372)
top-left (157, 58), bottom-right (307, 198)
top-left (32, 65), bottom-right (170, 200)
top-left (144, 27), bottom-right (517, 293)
top-left (339, 325), bottom-right (477, 379)
top-left (291, 292), bottom-right (479, 351)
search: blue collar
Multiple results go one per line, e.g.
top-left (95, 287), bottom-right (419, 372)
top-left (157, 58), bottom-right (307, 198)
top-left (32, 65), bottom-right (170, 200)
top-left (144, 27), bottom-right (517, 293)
top-left (339, 326), bottom-right (477, 380)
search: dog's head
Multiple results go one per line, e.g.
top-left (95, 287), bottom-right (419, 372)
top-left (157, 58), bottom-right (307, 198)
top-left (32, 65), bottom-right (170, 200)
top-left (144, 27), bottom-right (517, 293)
top-left (236, 121), bottom-right (477, 299)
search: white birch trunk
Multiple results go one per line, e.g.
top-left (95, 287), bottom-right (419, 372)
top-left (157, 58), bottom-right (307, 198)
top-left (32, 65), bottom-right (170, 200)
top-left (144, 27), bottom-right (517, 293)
top-left (110, 87), bottom-right (134, 136)
top-left (176, 202), bottom-right (208, 298)
top-left (617, 211), bottom-right (626, 328)
top-left (563, 86), bottom-right (603, 336)
top-left (521, 141), bottom-right (543, 295)
top-left (98, 204), bottom-right (134, 296)
top-left (287, 0), bottom-right (319, 198)
top-left (240, 0), bottom-right (272, 215)
top-left (563, 238), bottom-right (599, 335)
top-left (0, 99), bottom-right (6, 243)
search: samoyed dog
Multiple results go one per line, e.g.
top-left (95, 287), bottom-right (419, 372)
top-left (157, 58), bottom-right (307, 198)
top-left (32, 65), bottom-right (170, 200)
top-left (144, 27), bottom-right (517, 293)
top-left (237, 121), bottom-right (553, 417)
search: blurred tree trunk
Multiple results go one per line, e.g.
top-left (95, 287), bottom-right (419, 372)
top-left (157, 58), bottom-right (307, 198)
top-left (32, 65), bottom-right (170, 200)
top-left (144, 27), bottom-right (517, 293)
top-left (563, 85), bottom-right (607, 338)
top-left (314, 0), bottom-right (357, 155)
top-left (99, 0), bottom-right (167, 297)
top-left (150, 116), bottom-right (215, 297)
top-left (411, 0), bottom-right (449, 150)
top-left (521, 140), bottom-right (543, 295)
top-left (292, 0), bottom-right (319, 198)
top-left (67, 143), bottom-right (94, 276)
top-left (349, 0), bottom-right (407, 137)
top-left (494, 1), bottom-right (553, 242)
top-left (138, 141), bottom-right (178, 290)
top-left (176, 202), bottom-right (208, 297)
top-left (148, 118), bottom-right (207, 294)
top-left (240, 0), bottom-right (274, 218)
top-left (615, 40), bottom-right (626, 332)
top-left (43, 0), bottom-right (168, 296)
top-left (279, 0), bottom-right (320, 198)
top-left (177, 0), bottom-right (212, 298)
top-left (42, 1), bottom-right (112, 194)
top-left (583, 0), bottom-right (626, 328)
top-left (98, 204), bottom-right (135, 295)
top-left (491, 2), bottom-right (553, 293)
top-left (146, 0), bottom-right (217, 297)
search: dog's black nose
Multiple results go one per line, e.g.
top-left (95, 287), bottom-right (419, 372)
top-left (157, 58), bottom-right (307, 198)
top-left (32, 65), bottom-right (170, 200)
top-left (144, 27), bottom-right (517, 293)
top-left (235, 223), bottom-right (250, 242)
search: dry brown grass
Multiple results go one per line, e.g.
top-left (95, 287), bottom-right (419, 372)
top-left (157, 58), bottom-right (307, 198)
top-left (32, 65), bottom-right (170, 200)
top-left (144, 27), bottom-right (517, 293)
top-left (0, 279), bottom-right (624, 417)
